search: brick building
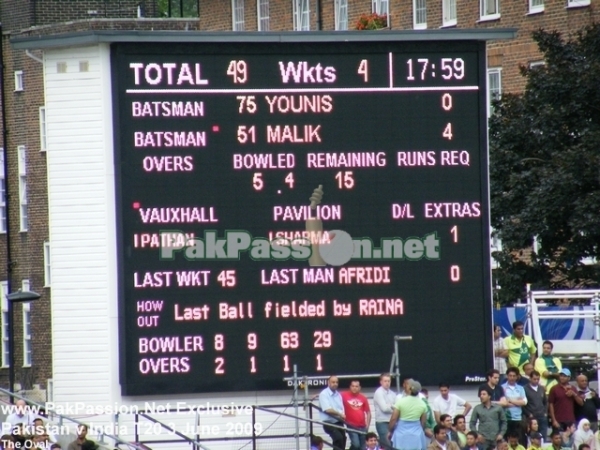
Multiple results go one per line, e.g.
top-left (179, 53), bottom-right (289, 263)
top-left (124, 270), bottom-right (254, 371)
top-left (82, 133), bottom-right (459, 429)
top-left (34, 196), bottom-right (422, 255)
top-left (0, 0), bottom-right (596, 396)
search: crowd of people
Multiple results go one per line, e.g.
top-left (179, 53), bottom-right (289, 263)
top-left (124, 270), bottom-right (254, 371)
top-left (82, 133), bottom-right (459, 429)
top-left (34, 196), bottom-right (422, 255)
top-left (314, 321), bottom-right (600, 450)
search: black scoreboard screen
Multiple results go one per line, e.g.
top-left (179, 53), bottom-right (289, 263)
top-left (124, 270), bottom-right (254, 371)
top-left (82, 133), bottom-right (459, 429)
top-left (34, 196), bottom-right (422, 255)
top-left (112, 38), bottom-right (493, 396)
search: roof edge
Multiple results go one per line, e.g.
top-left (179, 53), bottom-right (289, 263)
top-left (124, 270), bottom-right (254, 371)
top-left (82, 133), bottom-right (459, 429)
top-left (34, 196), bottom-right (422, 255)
top-left (11, 29), bottom-right (518, 50)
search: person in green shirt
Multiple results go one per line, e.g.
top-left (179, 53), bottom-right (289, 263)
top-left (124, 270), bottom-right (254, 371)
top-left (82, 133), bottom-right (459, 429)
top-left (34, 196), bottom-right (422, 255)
top-left (534, 340), bottom-right (561, 394)
top-left (453, 415), bottom-right (468, 448)
top-left (389, 380), bottom-right (427, 450)
top-left (469, 389), bottom-right (507, 449)
top-left (527, 432), bottom-right (543, 450)
top-left (504, 321), bottom-right (537, 375)
top-left (545, 430), bottom-right (571, 450)
top-left (421, 388), bottom-right (436, 440)
top-left (508, 431), bottom-right (527, 450)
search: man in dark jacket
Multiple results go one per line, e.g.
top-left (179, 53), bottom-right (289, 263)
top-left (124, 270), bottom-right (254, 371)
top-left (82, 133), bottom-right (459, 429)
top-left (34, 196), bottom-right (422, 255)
top-left (523, 371), bottom-right (548, 438)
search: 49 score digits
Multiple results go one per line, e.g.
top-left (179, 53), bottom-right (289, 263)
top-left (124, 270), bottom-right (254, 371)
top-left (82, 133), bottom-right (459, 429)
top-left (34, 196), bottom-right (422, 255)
top-left (137, 330), bottom-right (334, 375)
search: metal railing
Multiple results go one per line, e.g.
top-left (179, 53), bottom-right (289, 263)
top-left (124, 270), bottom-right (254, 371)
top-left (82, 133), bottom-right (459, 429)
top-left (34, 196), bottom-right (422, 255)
top-left (0, 388), bottom-right (146, 450)
top-left (1, 388), bottom-right (394, 450)
top-left (127, 403), bottom-right (318, 450)
top-left (128, 401), bottom-right (366, 450)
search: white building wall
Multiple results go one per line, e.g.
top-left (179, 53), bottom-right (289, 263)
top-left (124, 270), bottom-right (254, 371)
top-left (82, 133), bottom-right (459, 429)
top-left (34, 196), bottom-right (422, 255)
top-left (45, 44), bottom-right (117, 404)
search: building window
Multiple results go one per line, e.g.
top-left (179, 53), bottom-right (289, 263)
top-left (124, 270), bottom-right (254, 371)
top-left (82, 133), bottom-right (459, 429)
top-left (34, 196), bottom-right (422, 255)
top-left (232, 0), bottom-right (245, 31)
top-left (334, 0), bottom-right (348, 30)
top-left (14, 71), bottom-right (23, 92)
top-left (158, 0), bottom-right (199, 17)
top-left (22, 280), bottom-right (31, 368)
top-left (0, 150), bottom-right (6, 234)
top-left (17, 146), bottom-right (28, 232)
top-left (442, 0), bottom-right (457, 26)
top-left (39, 107), bottom-right (47, 152)
top-left (480, 0), bottom-right (500, 19)
top-left (293, 0), bottom-right (310, 31)
top-left (0, 281), bottom-right (8, 368)
top-left (257, 0), bottom-right (270, 31)
top-left (44, 242), bottom-right (51, 287)
top-left (488, 68), bottom-right (502, 117)
top-left (567, 0), bottom-right (590, 7)
top-left (372, 0), bottom-right (389, 15)
top-left (413, 0), bottom-right (426, 29)
top-left (529, 0), bottom-right (544, 13)
top-left (529, 60), bottom-right (545, 68)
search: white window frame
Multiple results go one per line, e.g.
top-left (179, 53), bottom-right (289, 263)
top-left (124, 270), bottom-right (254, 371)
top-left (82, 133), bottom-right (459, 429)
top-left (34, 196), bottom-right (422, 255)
top-left (487, 68), bottom-right (502, 117)
top-left (567, 0), bottom-right (590, 7)
top-left (480, 0), bottom-right (500, 21)
top-left (257, 0), bottom-right (270, 31)
top-left (0, 150), bottom-right (6, 234)
top-left (22, 280), bottom-right (31, 368)
top-left (372, 0), bottom-right (389, 15)
top-left (39, 107), bottom-right (47, 152)
top-left (44, 242), bottom-right (51, 287)
top-left (293, 0), bottom-right (310, 31)
top-left (413, 0), bottom-right (427, 29)
top-left (17, 146), bottom-right (28, 232)
top-left (528, 0), bottom-right (544, 13)
top-left (14, 71), bottom-right (23, 92)
top-left (529, 60), bottom-right (545, 68)
top-left (0, 281), bottom-right (8, 368)
top-left (232, 0), bottom-right (245, 31)
top-left (442, 0), bottom-right (457, 27)
top-left (334, 0), bottom-right (348, 30)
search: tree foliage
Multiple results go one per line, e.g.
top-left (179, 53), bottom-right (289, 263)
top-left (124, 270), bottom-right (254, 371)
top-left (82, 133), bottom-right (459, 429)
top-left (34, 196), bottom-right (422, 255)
top-left (489, 24), bottom-right (600, 304)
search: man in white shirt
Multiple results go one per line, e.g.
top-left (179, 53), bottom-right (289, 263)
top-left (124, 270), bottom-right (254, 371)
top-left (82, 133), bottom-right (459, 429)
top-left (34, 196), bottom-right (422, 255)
top-left (494, 325), bottom-right (508, 374)
top-left (318, 375), bottom-right (346, 450)
top-left (3, 399), bottom-right (37, 432)
top-left (373, 373), bottom-right (396, 450)
top-left (432, 383), bottom-right (472, 423)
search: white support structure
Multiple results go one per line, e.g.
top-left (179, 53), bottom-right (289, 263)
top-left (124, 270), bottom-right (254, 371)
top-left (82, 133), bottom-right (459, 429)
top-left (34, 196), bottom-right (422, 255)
top-left (526, 286), bottom-right (600, 382)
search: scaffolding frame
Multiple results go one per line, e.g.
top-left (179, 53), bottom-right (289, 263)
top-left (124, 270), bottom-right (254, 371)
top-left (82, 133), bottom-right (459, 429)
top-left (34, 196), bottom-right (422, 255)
top-left (525, 286), bottom-right (600, 381)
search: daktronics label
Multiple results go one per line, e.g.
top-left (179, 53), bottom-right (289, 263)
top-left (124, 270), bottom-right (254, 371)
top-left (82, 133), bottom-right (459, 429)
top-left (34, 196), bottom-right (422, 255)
top-left (112, 40), bottom-right (492, 395)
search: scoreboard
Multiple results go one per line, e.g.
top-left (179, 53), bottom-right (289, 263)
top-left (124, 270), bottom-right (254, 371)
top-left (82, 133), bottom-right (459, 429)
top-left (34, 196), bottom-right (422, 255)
top-left (111, 37), bottom-right (493, 395)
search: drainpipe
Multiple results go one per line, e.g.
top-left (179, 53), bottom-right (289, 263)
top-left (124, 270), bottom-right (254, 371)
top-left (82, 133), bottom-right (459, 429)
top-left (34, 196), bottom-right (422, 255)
top-left (0, 23), bottom-right (15, 395)
top-left (316, 0), bottom-right (322, 30)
